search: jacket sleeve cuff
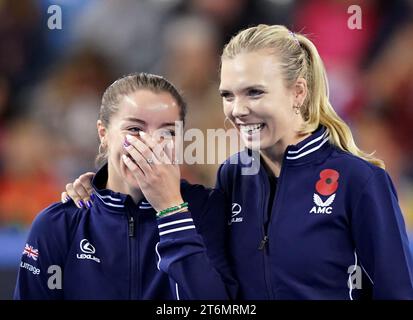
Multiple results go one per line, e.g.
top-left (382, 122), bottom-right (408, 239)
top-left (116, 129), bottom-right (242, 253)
top-left (156, 211), bottom-right (197, 241)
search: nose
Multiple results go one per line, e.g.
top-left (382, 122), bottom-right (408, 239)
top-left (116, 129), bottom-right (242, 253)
top-left (232, 98), bottom-right (250, 118)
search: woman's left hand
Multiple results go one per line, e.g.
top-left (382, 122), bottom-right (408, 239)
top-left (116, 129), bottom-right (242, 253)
top-left (122, 133), bottom-right (184, 212)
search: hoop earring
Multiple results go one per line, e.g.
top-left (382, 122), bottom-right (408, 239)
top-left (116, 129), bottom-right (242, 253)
top-left (98, 142), bottom-right (106, 154)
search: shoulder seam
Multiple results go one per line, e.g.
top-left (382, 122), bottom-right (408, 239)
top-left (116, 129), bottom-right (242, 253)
top-left (351, 169), bottom-right (380, 220)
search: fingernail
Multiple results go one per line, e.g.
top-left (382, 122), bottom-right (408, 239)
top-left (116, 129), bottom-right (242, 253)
top-left (139, 131), bottom-right (145, 136)
top-left (126, 134), bottom-right (134, 142)
top-left (86, 200), bottom-right (93, 208)
top-left (64, 196), bottom-right (71, 203)
top-left (90, 194), bottom-right (95, 201)
top-left (77, 200), bottom-right (84, 208)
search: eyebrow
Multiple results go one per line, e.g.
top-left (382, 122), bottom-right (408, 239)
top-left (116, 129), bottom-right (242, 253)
top-left (160, 122), bottom-right (177, 127)
top-left (124, 117), bottom-right (146, 125)
top-left (124, 117), bottom-right (176, 127)
top-left (219, 84), bottom-right (266, 92)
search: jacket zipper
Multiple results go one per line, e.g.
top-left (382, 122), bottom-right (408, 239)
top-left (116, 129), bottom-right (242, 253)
top-left (128, 215), bottom-right (135, 237)
top-left (258, 160), bottom-right (286, 299)
top-left (259, 174), bottom-right (273, 299)
top-left (259, 226), bottom-right (273, 298)
top-left (268, 161), bottom-right (286, 235)
top-left (127, 211), bottom-right (137, 299)
top-left (258, 235), bottom-right (269, 250)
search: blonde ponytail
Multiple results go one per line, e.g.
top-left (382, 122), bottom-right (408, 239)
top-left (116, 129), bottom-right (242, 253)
top-left (296, 35), bottom-right (385, 168)
top-left (222, 24), bottom-right (384, 168)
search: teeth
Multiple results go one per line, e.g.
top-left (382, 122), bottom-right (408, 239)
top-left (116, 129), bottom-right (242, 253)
top-left (240, 123), bottom-right (264, 134)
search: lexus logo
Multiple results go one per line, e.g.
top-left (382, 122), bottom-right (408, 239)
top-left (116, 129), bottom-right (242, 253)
top-left (80, 239), bottom-right (95, 254)
top-left (231, 203), bottom-right (242, 217)
top-left (229, 203), bottom-right (243, 225)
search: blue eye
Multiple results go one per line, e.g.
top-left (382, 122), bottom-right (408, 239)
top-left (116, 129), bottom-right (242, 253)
top-left (128, 127), bottom-right (143, 133)
top-left (248, 89), bottom-right (264, 97)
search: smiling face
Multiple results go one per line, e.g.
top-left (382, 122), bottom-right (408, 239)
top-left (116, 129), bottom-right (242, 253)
top-left (98, 89), bottom-right (180, 194)
top-left (219, 50), bottom-right (307, 157)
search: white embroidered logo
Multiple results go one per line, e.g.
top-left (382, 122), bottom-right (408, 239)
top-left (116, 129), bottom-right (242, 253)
top-left (228, 203), bottom-right (243, 225)
top-left (76, 239), bottom-right (100, 263)
top-left (310, 194), bottom-right (336, 214)
top-left (313, 194), bottom-right (336, 207)
top-left (310, 169), bottom-right (340, 215)
top-left (80, 239), bottom-right (95, 254)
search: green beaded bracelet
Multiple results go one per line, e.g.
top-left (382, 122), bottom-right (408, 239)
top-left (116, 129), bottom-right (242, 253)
top-left (157, 202), bottom-right (188, 218)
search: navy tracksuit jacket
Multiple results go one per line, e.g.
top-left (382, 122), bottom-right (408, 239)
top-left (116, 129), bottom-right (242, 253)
top-left (14, 164), bottom-right (237, 300)
top-left (156, 126), bottom-right (413, 299)
top-left (216, 126), bottom-right (413, 299)
top-left (15, 126), bottom-right (413, 300)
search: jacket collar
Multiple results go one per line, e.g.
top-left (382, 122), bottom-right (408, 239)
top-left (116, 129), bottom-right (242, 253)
top-left (283, 126), bottom-right (331, 165)
top-left (91, 164), bottom-right (154, 212)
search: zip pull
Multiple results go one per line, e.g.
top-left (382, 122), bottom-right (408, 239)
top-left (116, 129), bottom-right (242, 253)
top-left (128, 215), bottom-right (135, 237)
top-left (258, 235), bottom-right (269, 250)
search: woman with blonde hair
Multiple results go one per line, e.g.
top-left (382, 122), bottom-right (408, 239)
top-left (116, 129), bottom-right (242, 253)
top-left (215, 24), bottom-right (413, 299)
top-left (64, 25), bottom-right (413, 299)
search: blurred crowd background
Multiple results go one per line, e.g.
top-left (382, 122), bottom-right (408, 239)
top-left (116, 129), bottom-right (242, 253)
top-left (1, 0), bottom-right (413, 299)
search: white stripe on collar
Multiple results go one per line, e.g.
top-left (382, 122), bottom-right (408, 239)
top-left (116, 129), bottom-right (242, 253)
top-left (287, 130), bottom-right (328, 154)
top-left (286, 137), bottom-right (329, 160)
top-left (94, 192), bottom-right (124, 208)
top-left (93, 188), bottom-right (153, 209)
top-left (139, 200), bottom-right (152, 209)
top-left (139, 205), bottom-right (153, 209)
top-left (98, 194), bottom-right (123, 202)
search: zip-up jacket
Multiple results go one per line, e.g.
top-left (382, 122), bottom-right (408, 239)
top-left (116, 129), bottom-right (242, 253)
top-left (216, 126), bottom-right (413, 299)
top-left (14, 164), bottom-right (237, 300)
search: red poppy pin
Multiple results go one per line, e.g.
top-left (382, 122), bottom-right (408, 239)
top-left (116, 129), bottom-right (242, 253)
top-left (315, 169), bottom-right (339, 196)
